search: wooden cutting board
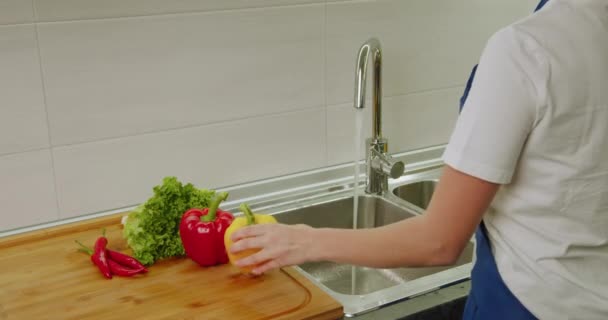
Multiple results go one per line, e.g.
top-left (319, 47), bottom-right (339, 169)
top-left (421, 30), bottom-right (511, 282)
top-left (0, 214), bottom-right (342, 320)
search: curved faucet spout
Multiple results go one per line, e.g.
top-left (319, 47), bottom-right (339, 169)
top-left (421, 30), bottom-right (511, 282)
top-left (352, 38), bottom-right (405, 194)
top-left (354, 38), bottom-right (382, 141)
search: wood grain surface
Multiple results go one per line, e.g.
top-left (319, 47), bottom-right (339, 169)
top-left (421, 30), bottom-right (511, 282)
top-left (0, 213), bottom-right (342, 320)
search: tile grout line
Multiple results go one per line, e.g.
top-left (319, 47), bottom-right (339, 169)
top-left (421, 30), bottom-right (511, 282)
top-left (32, 1), bottom-right (62, 221)
top-left (0, 146), bottom-right (50, 158)
top-left (30, 0), bottom-right (37, 21)
top-left (325, 0), bottom-right (368, 4)
top-left (0, 21), bottom-right (35, 28)
top-left (328, 84), bottom-right (466, 107)
top-left (0, 1), bottom-right (363, 28)
top-left (323, 1), bottom-right (329, 166)
top-left (24, 1), bottom-right (327, 25)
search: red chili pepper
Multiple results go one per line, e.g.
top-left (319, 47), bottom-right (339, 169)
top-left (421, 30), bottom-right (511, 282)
top-left (77, 240), bottom-right (147, 278)
top-left (108, 259), bottom-right (145, 277)
top-left (107, 249), bottom-right (148, 273)
top-left (179, 192), bottom-right (234, 266)
top-left (76, 238), bottom-right (112, 279)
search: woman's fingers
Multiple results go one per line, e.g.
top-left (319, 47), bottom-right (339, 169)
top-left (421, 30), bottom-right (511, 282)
top-left (231, 224), bottom-right (273, 241)
top-left (229, 235), bottom-right (266, 254)
top-left (235, 248), bottom-right (275, 268)
top-left (229, 223), bottom-right (315, 274)
top-left (251, 259), bottom-right (283, 275)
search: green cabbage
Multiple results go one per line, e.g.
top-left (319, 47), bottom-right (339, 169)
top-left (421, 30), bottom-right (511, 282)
top-left (123, 176), bottom-right (215, 265)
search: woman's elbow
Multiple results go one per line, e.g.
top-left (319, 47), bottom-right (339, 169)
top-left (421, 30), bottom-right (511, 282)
top-left (428, 240), bottom-right (466, 266)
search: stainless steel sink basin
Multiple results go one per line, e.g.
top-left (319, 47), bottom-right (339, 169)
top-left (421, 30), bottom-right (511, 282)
top-left (268, 192), bottom-right (473, 316)
top-left (299, 243), bottom-right (473, 296)
top-left (275, 194), bottom-right (415, 229)
top-left (392, 179), bottom-right (438, 210)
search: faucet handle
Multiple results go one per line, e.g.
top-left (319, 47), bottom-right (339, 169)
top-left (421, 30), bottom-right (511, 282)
top-left (371, 149), bottom-right (405, 179)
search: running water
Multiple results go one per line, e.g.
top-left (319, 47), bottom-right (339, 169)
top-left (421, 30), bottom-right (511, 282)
top-left (351, 109), bottom-right (365, 294)
top-left (353, 109), bottom-right (364, 229)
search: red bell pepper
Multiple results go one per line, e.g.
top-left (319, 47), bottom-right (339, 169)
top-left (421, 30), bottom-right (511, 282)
top-left (179, 192), bottom-right (234, 267)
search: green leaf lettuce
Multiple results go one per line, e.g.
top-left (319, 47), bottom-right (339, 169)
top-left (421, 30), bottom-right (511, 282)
top-left (123, 176), bottom-right (215, 265)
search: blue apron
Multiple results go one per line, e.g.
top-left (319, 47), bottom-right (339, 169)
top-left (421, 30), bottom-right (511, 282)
top-left (462, 223), bottom-right (538, 319)
top-left (460, 1), bottom-right (549, 319)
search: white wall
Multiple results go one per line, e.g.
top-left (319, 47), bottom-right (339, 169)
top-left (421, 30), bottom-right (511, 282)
top-left (0, 0), bottom-right (533, 231)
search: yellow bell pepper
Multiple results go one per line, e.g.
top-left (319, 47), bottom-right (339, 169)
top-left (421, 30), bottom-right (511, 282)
top-left (224, 203), bottom-right (277, 274)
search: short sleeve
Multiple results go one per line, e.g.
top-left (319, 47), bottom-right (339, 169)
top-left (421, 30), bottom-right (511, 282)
top-left (443, 27), bottom-right (546, 184)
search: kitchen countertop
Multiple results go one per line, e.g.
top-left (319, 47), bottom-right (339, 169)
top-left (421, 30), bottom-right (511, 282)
top-left (0, 213), bottom-right (343, 320)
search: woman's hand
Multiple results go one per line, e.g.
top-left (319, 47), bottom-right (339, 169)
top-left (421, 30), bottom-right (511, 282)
top-left (229, 223), bottom-right (315, 275)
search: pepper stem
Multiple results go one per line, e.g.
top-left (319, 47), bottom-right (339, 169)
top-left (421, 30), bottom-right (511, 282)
top-left (75, 240), bottom-right (94, 256)
top-left (202, 192), bottom-right (229, 222)
top-left (240, 203), bottom-right (257, 226)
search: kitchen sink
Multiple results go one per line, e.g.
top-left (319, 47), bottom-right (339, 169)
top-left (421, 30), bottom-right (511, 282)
top-left (267, 191), bottom-right (473, 317)
top-left (392, 179), bottom-right (438, 210)
top-left (214, 153), bottom-right (468, 317)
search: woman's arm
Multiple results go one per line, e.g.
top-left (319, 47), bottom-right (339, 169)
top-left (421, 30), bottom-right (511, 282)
top-left (311, 165), bottom-right (499, 268)
top-left (230, 165), bottom-right (499, 274)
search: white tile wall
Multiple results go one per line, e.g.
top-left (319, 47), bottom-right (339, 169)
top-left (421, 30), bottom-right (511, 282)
top-left (38, 5), bottom-right (324, 146)
top-left (0, 0), bottom-right (34, 25)
top-left (0, 149), bottom-right (58, 231)
top-left (34, 0), bottom-right (325, 21)
top-left (53, 108), bottom-right (326, 218)
top-left (0, 0), bottom-right (533, 230)
top-left (326, 0), bottom-right (534, 105)
top-left (327, 87), bottom-right (462, 165)
top-left (0, 25), bottom-right (49, 155)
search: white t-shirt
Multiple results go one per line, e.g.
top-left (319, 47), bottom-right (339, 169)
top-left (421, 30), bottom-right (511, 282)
top-left (443, 0), bottom-right (608, 319)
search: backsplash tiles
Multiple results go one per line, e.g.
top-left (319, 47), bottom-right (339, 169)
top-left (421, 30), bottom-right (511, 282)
top-left (326, 0), bottom-right (533, 105)
top-left (38, 5), bottom-right (324, 146)
top-left (0, 0), bottom-right (34, 25)
top-left (52, 108), bottom-right (326, 218)
top-left (0, 25), bottom-right (49, 155)
top-left (34, 0), bottom-right (325, 22)
top-left (0, 0), bottom-right (531, 230)
top-left (0, 149), bottom-right (58, 231)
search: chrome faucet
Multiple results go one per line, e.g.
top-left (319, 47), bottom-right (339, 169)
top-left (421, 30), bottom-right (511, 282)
top-left (353, 38), bottom-right (405, 195)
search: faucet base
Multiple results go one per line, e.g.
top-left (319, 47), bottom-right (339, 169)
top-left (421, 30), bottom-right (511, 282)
top-left (366, 137), bottom-right (387, 195)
